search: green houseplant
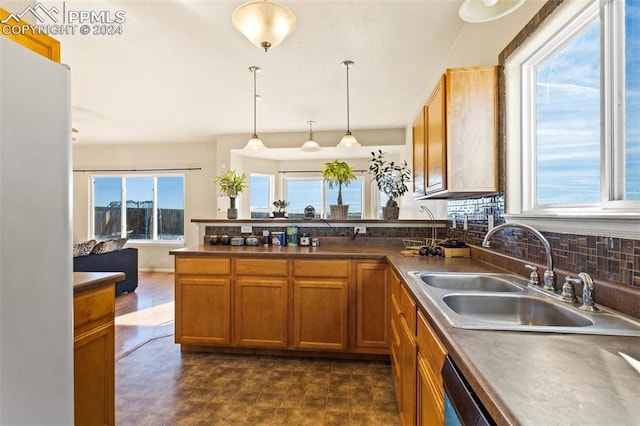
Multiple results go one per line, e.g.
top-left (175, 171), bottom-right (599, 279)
top-left (368, 150), bottom-right (412, 220)
top-left (321, 159), bottom-right (356, 220)
top-left (212, 170), bottom-right (247, 219)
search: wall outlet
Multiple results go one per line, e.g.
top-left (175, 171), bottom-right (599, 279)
top-left (241, 225), bottom-right (252, 233)
top-left (487, 215), bottom-right (494, 232)
top-left (354, 226), bottom-right (366, 234)
top-left (463, 215), bottom-right (468, 230)
top-left (452, 215), bottom-right (457, 229)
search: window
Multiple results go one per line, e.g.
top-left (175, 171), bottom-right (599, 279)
top-left (249, 174), bottom-right (273, 218)
top-left (92, 175), bottom-right (184, 242)
top-left (504, 0), bottom-right (640, 237)
top-left (283, 176), bottom-right (363, 219)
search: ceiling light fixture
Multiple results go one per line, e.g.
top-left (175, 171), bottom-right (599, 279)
top-left (244, 66), bottom-right (266, 150)
top-left (232, 0), bottom-right (297, 52)
top-left (458, 0), bottom-right (525, 23)
top-left (300, 120), bottom-right (321, 152)
top-left (337, 60), bottom-right (360, 148)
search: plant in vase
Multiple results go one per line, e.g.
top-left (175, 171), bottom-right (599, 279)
top-left (321, 159), bottom-right (356, 220)
top-left (212, 170), bottom-right (247, 219)
top-left (368, 150), bottom-right (412, 220)
top-left (272, 200), bottom-right (290, 218)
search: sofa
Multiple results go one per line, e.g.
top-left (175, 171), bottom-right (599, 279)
top-left (73, 239), bottom-right (138, 295)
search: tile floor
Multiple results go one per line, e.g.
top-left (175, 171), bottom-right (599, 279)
top-left (115, 272), bottom-right (400, 425)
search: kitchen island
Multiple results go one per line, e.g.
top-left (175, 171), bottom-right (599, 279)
top-left (171, 244), bottom-right (640, 425)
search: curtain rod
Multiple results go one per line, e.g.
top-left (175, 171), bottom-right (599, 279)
top-left (279, 169), bottom-right (367, 174)
top-left (73, 167), bottom-right (202, 173)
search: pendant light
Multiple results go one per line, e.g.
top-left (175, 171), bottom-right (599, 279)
top-left (300, 120), bottom-right (321, 152)
top-left (244, 66), bottom-right (267, 150)
top-left (459, 0), bottom-right (525, 23)
top-left (232, 0), bottom-right (297, 52)
top-left (337, 60), bottom-right (360, 148)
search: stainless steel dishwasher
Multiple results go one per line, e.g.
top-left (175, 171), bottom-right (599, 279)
top-left (442, 356), bottom-right (494, 426)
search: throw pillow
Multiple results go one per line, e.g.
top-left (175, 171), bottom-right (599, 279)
top-left (115, 237), bottom-right (128, 250)
top-left (73, 240), bottom-right (96, 257)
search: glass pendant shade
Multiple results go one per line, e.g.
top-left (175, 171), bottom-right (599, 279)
top-left (232, 1), bottom-right (297, 52)
top-left (245, 135), bottom-right (267, 150)
top-left (458, 0), bottom-right (525, 23)
top-left (337, 132), bottom-right (360, 148)
top-left (300, 120), bottom-right (321, 152)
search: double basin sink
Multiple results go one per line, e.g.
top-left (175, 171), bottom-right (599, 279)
top-left (409, 272), bottom-right (640, 336)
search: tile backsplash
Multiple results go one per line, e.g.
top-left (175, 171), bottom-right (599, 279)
top-left (447, 195), bottom-right (639, 288)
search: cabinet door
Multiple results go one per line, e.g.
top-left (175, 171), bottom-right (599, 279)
top-left (400, 317), bottom-right (417, 426)
top-left (175, 276), bottom-right (231, 345)
top-left (445, 66), bottom-right (498, 193)
top-left (425, 74), bottom-right (447, 195)
top-left (74, 323), bottom-right (114, 426)
top-left (293, 279), bottom-right (349, 351)
top-left (234, 278), bottom-right (288, 348)
top-left (413, 107), bottom-right (426, 197)
top-left (354, 261), bottom-right (389, 352)
top-left (417, 353), bottom-right (444, 426)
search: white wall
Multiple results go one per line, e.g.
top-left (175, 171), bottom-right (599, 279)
top-left (73, 142), bottom-right (215, 270)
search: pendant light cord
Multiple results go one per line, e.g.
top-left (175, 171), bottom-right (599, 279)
top-left (345, 63), bottom-right (350, 134)
top-left (252, 67), bottom-right (258, 138)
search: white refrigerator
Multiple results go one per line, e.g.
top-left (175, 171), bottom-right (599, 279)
top-left (0, 37), bottom-right (73, 424)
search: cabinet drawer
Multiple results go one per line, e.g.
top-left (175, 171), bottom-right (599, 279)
top-left (417, 310), bottom-right (447, 385)
top-left (292, 259), bottom-right (349, 278)
top-left (235, 258), bottom-right (288, 276)
top-left (399, 284), bottom-right (417, 335)
top-left (176, 257), bottom-right (230, 275)
top-left (74, 285), bottom-right (114, 331)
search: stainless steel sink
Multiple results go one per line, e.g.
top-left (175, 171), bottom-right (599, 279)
top-left (442, 294), bottom-right (593, 327)
top-left (408, 271), bottom-right (640, 336)
top-left (417, 272), bottom-right (524, 292)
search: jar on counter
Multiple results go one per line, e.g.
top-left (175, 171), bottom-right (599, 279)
top-left (271, 231), bottom-right (285, 246)
top-left (300, 233), bottom-right (310, 246)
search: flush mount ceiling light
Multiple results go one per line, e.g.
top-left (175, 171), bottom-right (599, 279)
top-left (232, 0), bottom-right (297, 52)
top-left (244, 66), bottom-right (267, 150)
top-left (337, 60), bottom-right (360, 148)
top-left (459, 0), bottom-right (525, 23)
top-left (300, 120), bottom-right (321, 152)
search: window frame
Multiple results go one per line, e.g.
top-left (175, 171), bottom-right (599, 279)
top-left (249, 173), bottom-right (274, 218)
top-left (282, 174), bottom-right (365, 219)
top-left (90, 173), bottom-right (185, 244)
top-left (504, 0), bottom-right (640, 239)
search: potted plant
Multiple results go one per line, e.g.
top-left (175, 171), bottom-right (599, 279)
top-left (368, 150), bottom-right (412, 220)
top-left (212, 170), bottom-right (247, 219)
top-left (321, 159), bottom-right (356, 220)
top-left (272, 199), bottom-right (290, 218)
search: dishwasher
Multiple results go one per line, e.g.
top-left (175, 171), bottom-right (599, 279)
top-left (442, 356), bottom-right (494, 426)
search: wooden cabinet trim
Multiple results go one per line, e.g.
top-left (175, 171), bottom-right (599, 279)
top-left (1, 7), bottom-right (61, 62)
top-left (235, 258), bottom-right (288, 276)
top-left (292, 259), bottom-right (350, 278)
top-left (176, 257), bottom-right (230, 275)
top-left (73, 285), bottom-right (114, 334)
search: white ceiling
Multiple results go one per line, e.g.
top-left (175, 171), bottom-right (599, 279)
top-left (5, 1), bottom-right (543, 145)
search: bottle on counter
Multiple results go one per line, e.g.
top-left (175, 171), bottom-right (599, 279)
top-left (286, 226), bottom-right (299, 247)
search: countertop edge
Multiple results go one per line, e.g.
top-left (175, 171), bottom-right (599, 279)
top-left (73, 271), bottom-right (125, 294)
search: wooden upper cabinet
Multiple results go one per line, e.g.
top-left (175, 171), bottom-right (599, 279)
top-left (0, 7), bottom-right (60, 62)
top-left (415, 65), bottom-right (498, 199)
top-left (443, 66), bottom-right (498, 197)
top-left (425, 75), bottom-right (447, 195)
top-left (412, 107), bottom-right (426, 197)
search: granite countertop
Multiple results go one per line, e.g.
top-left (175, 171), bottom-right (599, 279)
top-left (73, 271), bottom-right (125, 295)
top-left (171, 244), bottom-right (640, 425)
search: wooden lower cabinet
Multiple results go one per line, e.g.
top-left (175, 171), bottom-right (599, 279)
top-left (175, 276), bottom-right (231, 345)
top-left (293, 278), bottom-right (349, 351)
top-left (73, 282), bottom-right (115, 426)
top-left (355, 261), bottom-right (389, 352)
top-left (417, 311), bottom-right (447, 425)
top-left (391, 270), bottom-right (447, 426)
top-left (235, 278), bottom-right (288, 348)
top-left (174, 255), bottom-right (389, 356)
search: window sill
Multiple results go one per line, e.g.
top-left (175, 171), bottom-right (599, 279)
top-left (503, 213), bottom-right (640, 239)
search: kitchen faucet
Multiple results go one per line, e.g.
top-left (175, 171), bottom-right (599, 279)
top-left (482, 223), bottom-right (556, 292)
